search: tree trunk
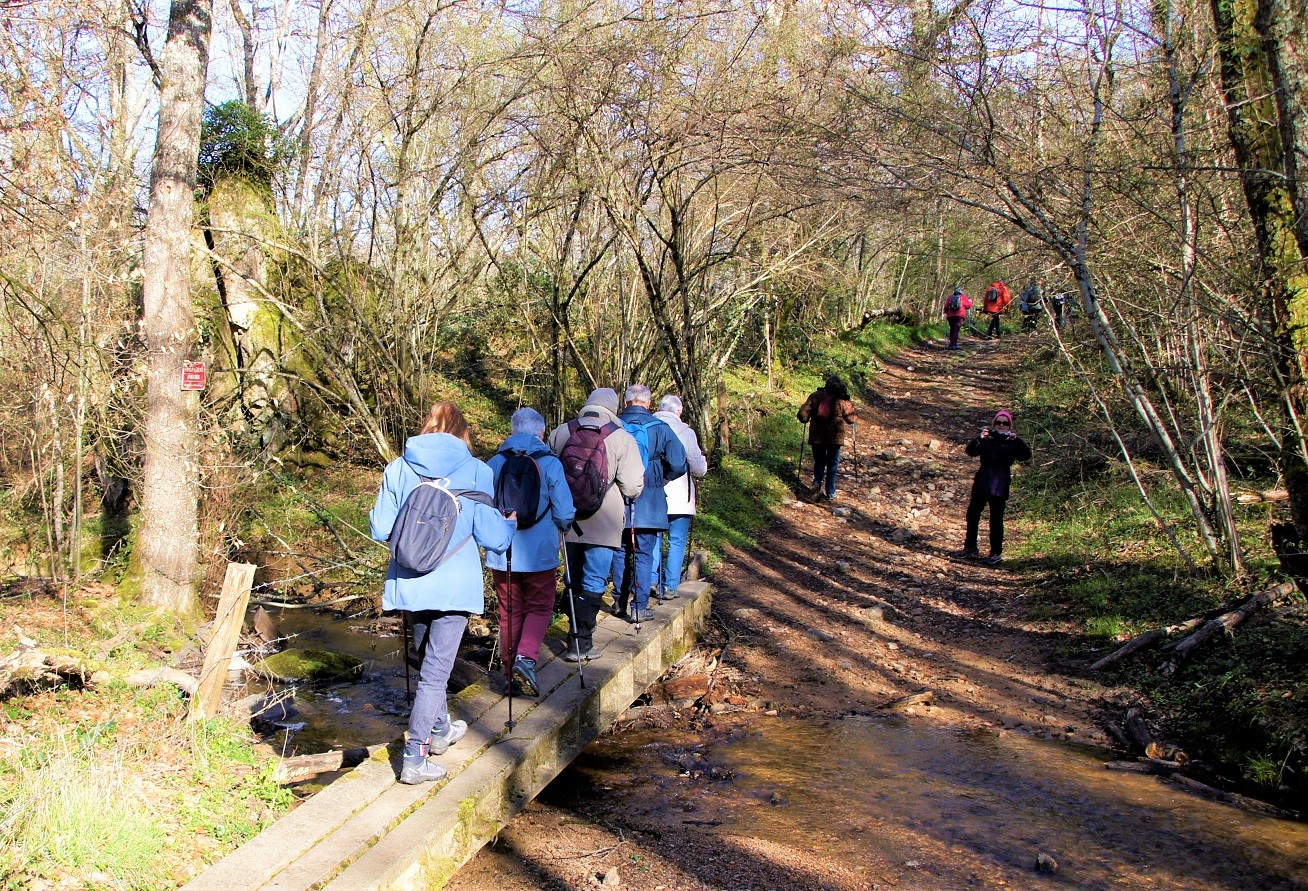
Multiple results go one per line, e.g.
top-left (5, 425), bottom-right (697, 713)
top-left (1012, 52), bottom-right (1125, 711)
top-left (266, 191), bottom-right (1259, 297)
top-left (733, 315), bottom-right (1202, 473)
top-left (1211, 0), bottom-right (1308, 564)
top-left (132, 0), bottom-right (214, 622)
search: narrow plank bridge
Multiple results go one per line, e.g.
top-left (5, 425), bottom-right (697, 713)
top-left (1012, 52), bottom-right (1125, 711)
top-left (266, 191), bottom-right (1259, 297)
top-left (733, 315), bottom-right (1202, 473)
top-left (184, 582), bottom-right (712, 891)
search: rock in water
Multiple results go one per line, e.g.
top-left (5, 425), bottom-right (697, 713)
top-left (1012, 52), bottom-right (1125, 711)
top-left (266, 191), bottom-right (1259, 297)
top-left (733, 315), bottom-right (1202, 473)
top-left (256, 648), bottom-right (364, 682)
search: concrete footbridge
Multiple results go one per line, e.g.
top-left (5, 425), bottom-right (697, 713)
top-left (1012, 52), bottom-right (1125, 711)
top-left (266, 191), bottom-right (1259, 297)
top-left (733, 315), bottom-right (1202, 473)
top-left (184, 582), bottom-right (712, 891)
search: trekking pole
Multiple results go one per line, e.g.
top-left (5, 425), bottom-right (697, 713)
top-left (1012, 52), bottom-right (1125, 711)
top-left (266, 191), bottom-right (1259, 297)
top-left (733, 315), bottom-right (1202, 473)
top-left (624, 499), bottom-right (641, 634)
top-left (851, 423), bottom-right (859, 483)
top-left (796, 421), bottom-right (807, 493)
top-left (560, 535), bottom-right (586, 688)
top-left (504, 543), bottom-right (515, 731)
top-left (402, 611), bottom-right (413, 703)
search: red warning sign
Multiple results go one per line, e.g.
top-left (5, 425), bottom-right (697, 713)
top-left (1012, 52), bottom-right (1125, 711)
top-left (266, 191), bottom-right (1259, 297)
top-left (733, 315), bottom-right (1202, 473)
top-left (181, 361), bottom-right (206, 391)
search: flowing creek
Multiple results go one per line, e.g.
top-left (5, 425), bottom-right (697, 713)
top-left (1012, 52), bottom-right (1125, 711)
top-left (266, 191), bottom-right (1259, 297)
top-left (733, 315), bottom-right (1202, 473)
top-left (252, 608), bottom-right (1307, 888)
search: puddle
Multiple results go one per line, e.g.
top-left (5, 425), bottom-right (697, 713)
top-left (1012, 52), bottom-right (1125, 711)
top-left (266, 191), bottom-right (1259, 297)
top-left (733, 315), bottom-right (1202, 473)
top-left (553, 716), bottom-right (1308, 890)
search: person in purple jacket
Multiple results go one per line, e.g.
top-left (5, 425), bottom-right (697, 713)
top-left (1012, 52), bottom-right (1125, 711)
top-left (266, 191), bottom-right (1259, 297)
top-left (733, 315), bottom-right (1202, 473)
top-left (959, 410), bottom-right (1032, 565)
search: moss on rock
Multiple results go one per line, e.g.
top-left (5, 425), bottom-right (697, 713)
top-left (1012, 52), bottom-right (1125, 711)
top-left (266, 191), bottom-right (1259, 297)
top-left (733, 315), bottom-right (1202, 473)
top-left (257, 647), bottom-right (363, 683)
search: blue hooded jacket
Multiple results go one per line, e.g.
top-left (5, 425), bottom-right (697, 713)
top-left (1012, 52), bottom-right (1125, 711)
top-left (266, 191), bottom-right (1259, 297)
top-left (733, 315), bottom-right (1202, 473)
top-left (485, 433), bottom-right (576, 573)
top-left (617, 405), bottom-right (688, 530)
top-left (369, 432), bottom-right (514, 613)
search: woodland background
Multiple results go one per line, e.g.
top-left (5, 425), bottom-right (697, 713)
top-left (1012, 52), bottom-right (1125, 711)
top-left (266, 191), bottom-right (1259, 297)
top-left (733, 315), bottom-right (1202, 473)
top-left (1, 0), bottom-right (1306, 677)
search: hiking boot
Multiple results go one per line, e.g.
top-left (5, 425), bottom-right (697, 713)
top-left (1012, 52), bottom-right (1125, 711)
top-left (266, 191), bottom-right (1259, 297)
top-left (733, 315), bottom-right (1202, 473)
top-left (957, 548), bottom-right (981, 560)
top-left (563, 640), bottom-right (593, 662)
top-left (427, 719), bottom-right (468, 755)
top-left (511, 656), bottom-right (539, 698)
top-left (629, 608), bottom-right (655, 623)
top-left (984, 553), bottom-right (1003, 566)
top-left (654, 587), bottom-right (679, 601)
top-left (399, 753), bottom-right (447, 785)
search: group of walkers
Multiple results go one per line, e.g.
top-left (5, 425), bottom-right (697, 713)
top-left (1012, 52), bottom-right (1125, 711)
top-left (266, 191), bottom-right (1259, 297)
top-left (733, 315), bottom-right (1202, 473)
top-left (368, 387), bottom-right (706, 785)
top-left (943, 280), bottom-right (1073, 347)
top-left (797, 377), bottom-right (1031, 567)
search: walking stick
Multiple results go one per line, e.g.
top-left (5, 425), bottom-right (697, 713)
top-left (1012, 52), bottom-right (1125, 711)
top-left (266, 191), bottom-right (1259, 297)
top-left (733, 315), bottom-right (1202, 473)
top-left (560, 535), bottom-right (586, 688)
top-left (402, 611), bottom-right (413, 703)
top-left (796, 420), bottom-right (808, 492)
top-left (504, 543), bottom-right (516, 731)
top-left (623, 498), bottom-right (641, 633)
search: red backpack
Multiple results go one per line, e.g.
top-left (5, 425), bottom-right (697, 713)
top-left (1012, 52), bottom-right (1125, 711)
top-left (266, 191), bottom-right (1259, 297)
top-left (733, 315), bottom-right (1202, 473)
top-left (559, 419), bottom-right (619, 519)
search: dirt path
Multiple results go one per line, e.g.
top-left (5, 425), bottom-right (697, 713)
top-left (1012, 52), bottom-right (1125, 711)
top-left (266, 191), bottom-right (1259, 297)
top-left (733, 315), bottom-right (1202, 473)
top-left (447, 339), bottom-right (1306, 891)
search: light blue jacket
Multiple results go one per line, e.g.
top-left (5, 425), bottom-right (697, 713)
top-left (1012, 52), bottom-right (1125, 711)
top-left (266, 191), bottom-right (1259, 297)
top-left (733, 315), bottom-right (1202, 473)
top-left (484, 433), bottom-right (576, 573)
top-left (369, 432), bottom-right (514, 613)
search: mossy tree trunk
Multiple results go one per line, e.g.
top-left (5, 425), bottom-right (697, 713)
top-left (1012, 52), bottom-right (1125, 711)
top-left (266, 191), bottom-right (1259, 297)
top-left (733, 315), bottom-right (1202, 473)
top-left (1210, 0), bottom-right (1308, 568)
top-left (206, 177), bottom-right (298, 451)
top-left (131, 0), bottom-right (214, 623)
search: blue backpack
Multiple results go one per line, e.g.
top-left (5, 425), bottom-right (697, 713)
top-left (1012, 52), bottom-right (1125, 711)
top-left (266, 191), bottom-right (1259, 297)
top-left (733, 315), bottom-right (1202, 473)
top-left (623, 417), bottom-right (661, 487)
top-left (389, 465), bottom-right (494, 573)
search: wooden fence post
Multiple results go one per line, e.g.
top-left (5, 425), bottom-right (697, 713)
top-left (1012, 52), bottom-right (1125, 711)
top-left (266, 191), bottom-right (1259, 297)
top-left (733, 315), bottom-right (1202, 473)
top-left (189, 562), bottom-right (256, 722)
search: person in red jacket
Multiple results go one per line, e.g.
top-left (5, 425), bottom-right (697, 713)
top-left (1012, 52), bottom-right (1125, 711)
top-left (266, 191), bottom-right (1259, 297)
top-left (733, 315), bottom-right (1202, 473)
top-left (982, 281), bottom-right (1012, 339)
top-left (943, 287), bottom-right (973, 351)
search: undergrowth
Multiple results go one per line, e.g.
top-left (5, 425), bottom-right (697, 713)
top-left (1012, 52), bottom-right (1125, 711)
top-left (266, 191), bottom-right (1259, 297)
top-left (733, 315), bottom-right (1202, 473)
top-left (1009, 340), bottom-right (1306, 804)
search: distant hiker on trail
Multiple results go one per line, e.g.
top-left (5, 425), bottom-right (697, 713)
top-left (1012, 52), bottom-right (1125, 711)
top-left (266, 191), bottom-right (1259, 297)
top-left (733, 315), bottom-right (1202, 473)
top-left (609, 385), bottom-right (688, 622)
top-left (1051, 292), bottom-right (1070, 330)
top-left (982, 280), bottom-right (1012, 339)
top-left (369, 401), bottom-right (515, 785)
top-left (943, 287), bottom-right (973, 350)
top-left (486, 408), bottom-right (576, 698)
top-left (652, 394), bottom-right (708, 601)
top-left (959, 410), bottom-right (1032, 566)
top-left (1019, 281), bottom-right (1043, 333)
top-left (548, 388), bottom-right (644, 661)
top-left (797, 376), bottom-right (858, 502)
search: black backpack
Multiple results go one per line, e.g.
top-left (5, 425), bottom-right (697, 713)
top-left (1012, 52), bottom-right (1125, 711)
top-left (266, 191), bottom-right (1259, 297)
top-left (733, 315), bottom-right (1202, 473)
top-left (560, 419), bottom-right (619, 519)
top-left (946, 292), bottom-right (962, 313)
top-left (389, 467), bottom-right (494, 574)
top-left (494, 449), bottom-right (546, 530)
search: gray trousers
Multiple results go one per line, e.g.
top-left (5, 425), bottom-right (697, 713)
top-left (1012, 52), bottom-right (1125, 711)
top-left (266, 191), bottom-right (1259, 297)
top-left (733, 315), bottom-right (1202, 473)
top-left (406, 611), bottom-right (468, 749)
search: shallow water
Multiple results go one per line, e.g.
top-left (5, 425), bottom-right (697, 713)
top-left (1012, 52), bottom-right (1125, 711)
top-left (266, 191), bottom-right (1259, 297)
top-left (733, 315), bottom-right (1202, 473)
top-left (556, 716), bottom-right (1308, 890)
top-left (245, 607), bottom-right (410, 755)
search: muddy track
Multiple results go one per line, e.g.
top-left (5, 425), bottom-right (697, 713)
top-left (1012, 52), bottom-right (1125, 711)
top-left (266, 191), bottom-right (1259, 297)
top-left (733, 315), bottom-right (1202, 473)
top-left (448, 337), bottom-right (1308, 891)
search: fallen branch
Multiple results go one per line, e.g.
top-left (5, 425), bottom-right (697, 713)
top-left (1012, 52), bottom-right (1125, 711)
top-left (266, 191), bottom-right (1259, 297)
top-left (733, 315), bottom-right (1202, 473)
top-left (124, 666), bottom-right (199, 696)
top-left (273, 745), bottom-right (381, 783)
top-left (1088, 629), bottom-right (1166, 671)
top-left (1164, 582), bottom-right (1296, 673)
top-left (880, 690), bottom-right (934, 710)
top-left (0, 632), bottom-right (90, 697)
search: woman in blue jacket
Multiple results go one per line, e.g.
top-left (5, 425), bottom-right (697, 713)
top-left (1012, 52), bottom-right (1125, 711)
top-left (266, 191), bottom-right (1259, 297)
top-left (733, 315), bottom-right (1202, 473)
top-left (370, 401), bottom-right (515, 785)
top-left (486, 408), bottom-right (576, 698)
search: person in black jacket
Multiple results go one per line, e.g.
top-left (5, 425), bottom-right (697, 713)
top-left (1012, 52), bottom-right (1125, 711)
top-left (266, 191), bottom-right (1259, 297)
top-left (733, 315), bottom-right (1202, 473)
top-left (960, 410), bottom-right (1032, 565)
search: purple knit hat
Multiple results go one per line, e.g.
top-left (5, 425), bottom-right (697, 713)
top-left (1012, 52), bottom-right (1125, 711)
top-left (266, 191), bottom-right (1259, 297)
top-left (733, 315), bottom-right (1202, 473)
top-left (994, 410), bottom-right (1014, 425)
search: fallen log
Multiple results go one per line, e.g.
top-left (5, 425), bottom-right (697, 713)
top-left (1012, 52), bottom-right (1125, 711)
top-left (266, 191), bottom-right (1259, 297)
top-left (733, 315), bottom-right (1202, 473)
top-left (0, 635), bottom-right (90, 697)
top-left (124, 666), bottom-right (199, 696)
top-left (273, 745), bottom-right (381, 783)
top-left (1169, 775), bottom-right (1296, 818)
top-left (1104, 759), bottom-right (1182, 776)
top-left (1088, 629), bottom-right (1166, 671)
top-left (1164, 581), bottom-right (1296, 673)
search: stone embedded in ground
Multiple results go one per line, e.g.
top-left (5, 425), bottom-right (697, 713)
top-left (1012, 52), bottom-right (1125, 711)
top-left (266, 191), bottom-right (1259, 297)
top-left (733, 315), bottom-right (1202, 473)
top-left (806, 627), bottom-right (835, 642)
top-left (927, 439), bottom-right (943, 451)
top-left (833, 507), bottom-right (852, 518)
top-left (733, 607), bottom-right (762, 621)
top-left (880, 449), bottom-right (898, 460)
top-left (601, 866), bottom-right (621, 886)
top-left (1036, 852), bottom-right (1059, 873)
top-left (859, 604), bottom-right (896, 623)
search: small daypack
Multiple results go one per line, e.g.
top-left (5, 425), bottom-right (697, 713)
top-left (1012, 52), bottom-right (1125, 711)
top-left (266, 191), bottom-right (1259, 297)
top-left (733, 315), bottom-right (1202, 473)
top-left (624, 416), bottom-right (665, 487)
top-left (389, 468), bottom-right (494, 574)
top-left (494, 449), bottom-right (545, 530)
top-left (946, 292), bottom-right (962, 313)
top-left (560, 420), bottom-right (619, 519)
top-left (814, 392), bottom-right (837, 421)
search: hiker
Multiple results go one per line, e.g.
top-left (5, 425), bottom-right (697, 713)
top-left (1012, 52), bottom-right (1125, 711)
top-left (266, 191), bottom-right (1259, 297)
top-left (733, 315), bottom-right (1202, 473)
top-left (609, 384), bottom-right (688, 622)
top-left (796, 376), bottom-right (858, 502)
top-left (548, 388), bottom-right (644, 661)
top-left (1051, 292), bottom-right (1070, 330)
top-left (651, 394), bottom-right (709, 601)
top-left (486, 408), bottom-right (576, 698)
top-left (1018, 281), bottom-right (1043, 333)
top-left (943, 287), bottom-right (973, 350)
top-left (982, 280), bottom-right (1012, 339)
top-left (369, 401), bottom-right (515, 785)
top-left (959, 410), bottom-right (1032, 566)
